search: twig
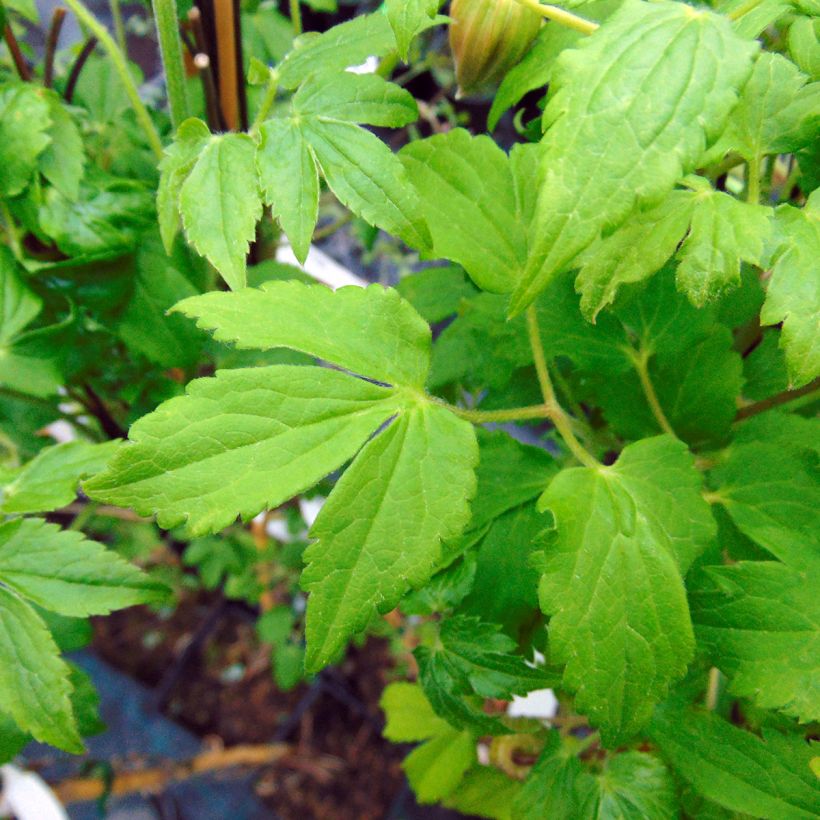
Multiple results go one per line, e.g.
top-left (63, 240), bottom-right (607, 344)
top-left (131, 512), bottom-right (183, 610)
top-left (81, 382), bottom-right (126, 439)
top-left (3, 23), bottom-right (32, 81)
top-left (44, 8), bottom-right (67, 88)
top-left (64, 37), bottom-right (97, 102)
top-left (187, 8), bottom-right (223, 130)
top-left (735, 376), bottom-right (820, 421)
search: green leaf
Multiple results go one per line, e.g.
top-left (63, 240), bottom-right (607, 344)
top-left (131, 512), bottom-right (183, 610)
top-left (760, 192), bottom-right (820, 388)
top-left (0, 518), bottom-right (168, 616)
top-left (649, 701), bottom-right (820, 819)
top-left (272, 643), bottom-right (305, 690)
top-left (156, 118), bottom-right (211, 254)
top-left (85, 366), bottom-right (403, 535)
top-left (404, 726), bottom-right (475, 803)
top-left (395, 265), bottom-right (477, 324)
top-left (443, 765), bottom-right (521, 820)
top-left (789, 17), bottom-right (820, 81)
top-left (402, 552), bottom-right (476, 616)
top-left (511, 0), bottom-right (757, 313)
top-left (302, 403), bottom-right (477, 669)
top-left (575, 191), bottom-right (694, 321)
top-left (0, 585), bottom-right (81, 751)
top-left (38, 92), bottom-right (85, 200)
top-left (293, 71), bottom-right (418, 128)
top-left (415, 615), bottom-right (553, 734)
top-left (0, 247), bottom-right (41, 343)
top-left (715, 52), bottom-right (820, 162)
top-left (118, 232), bottom-right (204, 368)
top-left (0, 709), bottom-right (29, 763)
top-left (278, 12), bottom-right (397, 89)
top-left (178, 132), bottom-right (262, 290)
top-left (537, 436), bottom-right (715, 744)
top-left (400, 130), bottom-right (529, 293)
top-left (1, 440), bottom-right (119, 514)
top-left (386, 0), bottom-right (441, 61)
top-left (0, 83), bottom-right (52, 197)
top-left (381, 681), bottom-right (451, 742)
top-left (3, 0), bottom-right (39, 22)
top-left (175, 280), bottom-right (431, 388)
top-left (302, 117), bottom-right (431, 251)
top-left (256, 118), bottom-right (319, 263)
top-left (691, 556), bottom-right (820, 723)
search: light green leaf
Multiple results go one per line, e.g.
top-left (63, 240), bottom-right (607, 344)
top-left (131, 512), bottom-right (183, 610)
top-left (404, 726), bottom-right (475, 803)
top-left (0, 585), bottom-right (81, 752)
top-left (0, 83), bottom-right (51, 197)
top-left (789, 17), bottom-right (820, 81)
top-left (175, 280), bottom-right (431, 388)
top-left (1, 440), bottom-right (119, 514)
top-left (760, 193), bottom-right (820, 388)
top-left (511, 0), bottom-right (757, 313)
top-left (178, 132), bottom-right (262, 290)
top-left (443, 766), bottom-right (521, 820)
top-left (575, 191), bottom-right (694, 320)
top-left (256, 118), bottom-right (319, 263)
top-left (293, 71), bottom-right (418, 127)
top-left (278, 12), bottom-right (397, 89)
top-left (400, 129), bottom-right (528, 293)
top-left (39, 92), bottom-right (85, 200)
top-left (303, 403), bottom-right (477, 669)
top-left (381, 681), bottom-right (451, 742)
top-left (156, 118), bottom-right (211, 254)
top-left (649, 701), bottom-right (820, 819)
top-left (0, 247), bottom-right (41, 343)
top-left (395, 265), bottom-right (476, 324)
top-left (691, 557), bottom-right (820, 723)
top-left (85, 366), bottom-right (403, 535)
top-left (303, 117), bottom-right (431, 251)
top-left (3, 0), bottom-right (38, 22)
top-left (537, 436), bottom-right (715, 744)
top-left (0, 518), bottom-right (167, 617)
top-left (386, 0), bottom-right (441, 60)
top-left (0, 709), bottom-right (28, 763)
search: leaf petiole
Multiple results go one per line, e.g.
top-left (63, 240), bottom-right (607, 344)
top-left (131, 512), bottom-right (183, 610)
top-left (512, 0), bottom-right (599, 35)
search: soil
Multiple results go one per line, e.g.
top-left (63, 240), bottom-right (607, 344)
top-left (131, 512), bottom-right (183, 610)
top-left (93, 592), bottom-right (407, 819)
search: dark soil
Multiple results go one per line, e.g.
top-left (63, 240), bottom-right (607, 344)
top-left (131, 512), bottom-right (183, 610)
top-left (93, 592), bottom-right (407, 819)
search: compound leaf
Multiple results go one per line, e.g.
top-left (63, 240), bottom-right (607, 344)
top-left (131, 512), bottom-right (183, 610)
top-left (511, 0), bottom-right (757, 313)
top-left (85, 366), bottom-right (403, 535)
top-left (303, 403), bottom-right (477, 669)
top-left (176, 280), bottom-right (431, 388)
top-left (537, 436), bottom-right (715, 744)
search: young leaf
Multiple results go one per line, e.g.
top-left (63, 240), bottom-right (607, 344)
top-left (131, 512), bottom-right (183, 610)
top-left (302, 403), bottom-right (477, 669)
top-left (0, 518), bottom-right (167, 616)
top-left (0, 248), bottom-right (42, 343)
top-left (256, 118), bottom-right (320, 263)
top-left (649, 701), bottom-right (820, 819)
top-left (511, 0), bottom-right (757, 313)
top-left (537, 436), bottom-right (716, 744)
top-left (760, 192), bottom-right (820, 388)
top-left (1, 440), bottom-right (119, 514)
top-left (400, 130), bottom-right (528, 293)
top-left (386, 0), bottom-right (442, 61)
top-left (691, 556), bottom-right (820, 723)
top-left (178, 132), bottom-right (262, 290)
top-left (175, 280), bottom-right (432, 388)
top-left (675, 192), bottom-right (771, 306)
top-left (39, 92), bottom-right (85, 201)
top-left (85, 366), bottom-right (403, 535)
top-left (403, 726), bottom-right (476, 803)
top-left (0, 586), bottom-right (81, 752)
top-left (381, 681), bottom-right (451, 742)
top-left (789, 17), bottom-right (820, 81)
top-left (0, 83), bottom-right (52, 197)
top-left (301, 117), bottom-right (431, 251)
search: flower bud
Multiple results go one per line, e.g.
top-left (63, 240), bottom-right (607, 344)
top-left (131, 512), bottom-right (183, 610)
top-left (449, 0), bottom-right (542, 96)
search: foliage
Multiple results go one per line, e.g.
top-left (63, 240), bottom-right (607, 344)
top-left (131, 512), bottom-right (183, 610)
top-left (0, 0), bottom-right (818, 816)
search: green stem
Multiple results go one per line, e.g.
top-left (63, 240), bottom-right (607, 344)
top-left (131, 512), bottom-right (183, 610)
top-left (526, 306), bottom-right (601, 468)
top-left (446, 403), bottom-right (552, 425)
top-left (152, 0), bottom-right (189, 132)
top-left (109, 0), bottom-right (127, 54)
top-left (705, 667), bottom-right (721, 711)
top-left (250, 70), bottom-right (279, 133)
top-left (62, 0), bottom-right (164, 159)
top-left (0, 203), bottom-right (23, 261)
top-left (289, 0), bottom-right (302, 35)
top-left (629, 347), bottom-right (676, 438)
top-left (746, 154), bottom-right (761, 204)
top-left (727, 0), bottom-right (765, 21)
top-left (735, 376), bottom-right (820, 421)
top-left (512, 0), bottom-right (598, 35)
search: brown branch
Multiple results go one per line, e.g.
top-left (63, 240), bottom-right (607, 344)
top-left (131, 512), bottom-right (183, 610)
top-left (735, 376), bottom-right (820, 421)
top-left (64, 37), bottom-right (97, 102)
top-left (44, 8), bottom-right (67, 87)
top-left (187, 7), bottom-right (224, 130)
top-left (4, 23), bottom-right (32, 81)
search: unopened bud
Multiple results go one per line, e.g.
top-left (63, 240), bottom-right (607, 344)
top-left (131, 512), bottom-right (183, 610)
top-left (449, 0), bottom-right (541, 96)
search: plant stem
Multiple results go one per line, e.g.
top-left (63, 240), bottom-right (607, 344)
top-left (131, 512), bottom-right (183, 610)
top-left (735, 376), bottom-right (820, 421)
top-left (705, 667), bottom-right (721, 710)
top-left (289, 0), bottom-right (302, 35)
top-left (526, 306), bottom-right (600, 468)
top-left (446, 403), bottom-right (552, 425)
top-left (512, 0), bottom-right (598, 35)
top-left (727, 0), bottom-right (764, 21)
top-left (1, 203), bottom-right (24, 261)
top-left (64, 36), bottom-right (97, 102)
top-left (250, 70), bottom-right (279, 133)
top-left (109, 0), bottom-right (127, 54)
top-left (62, 0), bottom-right (164, 158)
top-left (151, 0), bottom-right (189, 132)
top-left (44, 8), bottom-right (67, 88)
top-left (3, 23), bottom-right (32, 81)
top-left (630, 347), bottom-right (676, 437)
top-left (746, 154), bottom-right (761, 204)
